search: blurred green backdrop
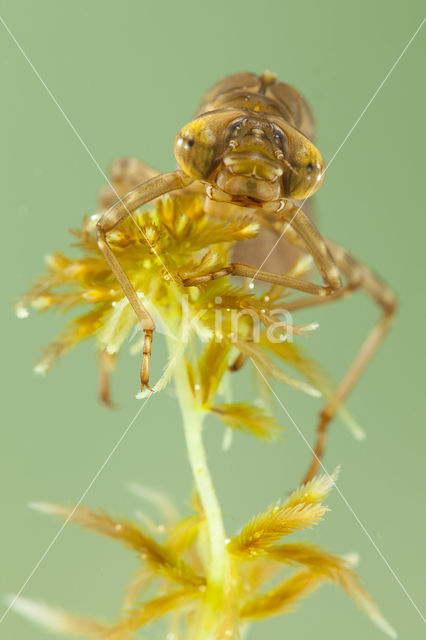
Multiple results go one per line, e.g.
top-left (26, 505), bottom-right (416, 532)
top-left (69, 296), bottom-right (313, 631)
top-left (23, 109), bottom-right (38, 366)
top-left (1, 1), bottom-right (425, 638)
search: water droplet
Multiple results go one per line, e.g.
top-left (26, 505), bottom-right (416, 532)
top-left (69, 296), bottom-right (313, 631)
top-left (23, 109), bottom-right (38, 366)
top-left (34, 362), bottom-right (48, 376)
top-left (248, 282), bottom-right (254, 289)
top-left (194, 383), bottom-right (201, 391)
top-left (15, 303), bottom-right (29, 319)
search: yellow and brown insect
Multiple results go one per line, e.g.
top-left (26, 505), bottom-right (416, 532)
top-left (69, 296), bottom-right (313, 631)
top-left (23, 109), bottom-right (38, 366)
top-left (98, 71), bottom-right (396, 482)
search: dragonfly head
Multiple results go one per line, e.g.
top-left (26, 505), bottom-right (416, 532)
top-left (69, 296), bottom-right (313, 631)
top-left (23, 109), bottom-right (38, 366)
top-left (174, 112), bottom-right (325, 203)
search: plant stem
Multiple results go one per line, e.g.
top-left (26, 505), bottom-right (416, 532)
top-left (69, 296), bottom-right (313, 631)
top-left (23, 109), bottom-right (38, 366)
top-left (173, 353), bottom-right (228, 589)
top-left (184, 408), bottom-right (228, 586)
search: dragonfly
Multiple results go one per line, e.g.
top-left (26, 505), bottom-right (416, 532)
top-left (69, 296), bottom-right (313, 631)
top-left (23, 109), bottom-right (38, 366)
top-left (97, 71), bottom-right (396, 482)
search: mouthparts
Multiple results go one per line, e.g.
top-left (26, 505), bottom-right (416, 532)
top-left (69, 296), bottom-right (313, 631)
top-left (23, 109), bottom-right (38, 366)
top-left (223, 151), bottom-right (283, 181)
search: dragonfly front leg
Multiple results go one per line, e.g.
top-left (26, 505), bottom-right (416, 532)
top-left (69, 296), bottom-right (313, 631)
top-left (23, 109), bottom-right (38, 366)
top-left (182, 263), bottom-right (335, 294)
top-left (99, 157), bottom-right (160, 209)
top-left (96, 170), bottom-right (193, 391)
top-left (181, 207), bottom-right (342, 377)
top-left (181, 206), bottom-right (342, 295)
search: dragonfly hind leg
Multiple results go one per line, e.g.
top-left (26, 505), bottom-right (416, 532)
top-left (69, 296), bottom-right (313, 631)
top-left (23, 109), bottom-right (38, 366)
top-left (284, 238), bottom-right (397, 484)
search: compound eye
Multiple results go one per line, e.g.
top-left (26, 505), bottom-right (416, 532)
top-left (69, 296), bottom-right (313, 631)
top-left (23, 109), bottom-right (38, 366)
top-left (176, 135), bottom-right (195, 151)
top-left (286, 158), bottom-right (325, 198)
top-left (305, 160), bottom-right (323, 182)
top-left (174, 125), bottom-right (219, 180)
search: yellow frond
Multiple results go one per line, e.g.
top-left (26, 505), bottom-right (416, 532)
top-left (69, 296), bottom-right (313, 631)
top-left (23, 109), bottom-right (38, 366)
top-left (121, 568), bottom-right (154, 611)
top-left (97, 297), bottom-right (138, 354)
top-left (103, 589), bottom-right (199, 640)
top-left (33, 306), bottom-right (110, 373)
top-left (197, 339), bottom-right (232, 405)
top-left (262, 338), bottom-right (365, 440)
top-left (267, 543), bottom-right (396, 637)
top-left (7, 596), bottom-right (105, 637)
top-left (285, 469), bottom-right (339, 508)
top-left (261, 337), bottom-right (330, 389)
top-left (234, 339), bottom-right (321, 398)
top-left (209, 402), bottom-right (282, 441)
top-left (177, 249), bottom-right (227, 281)
top-left (30, 503), bottom-right (204, 589)
top-left (240, 569), bottom-right (324, 619)
top-left (166, 515), bottom-right (204, 554)
top-left (228, 502), bottom-right (327, 558)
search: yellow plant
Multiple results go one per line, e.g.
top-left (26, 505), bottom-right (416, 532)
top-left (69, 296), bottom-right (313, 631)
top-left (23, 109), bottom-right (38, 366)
top-left (12, 192), bottom-right (395, 639)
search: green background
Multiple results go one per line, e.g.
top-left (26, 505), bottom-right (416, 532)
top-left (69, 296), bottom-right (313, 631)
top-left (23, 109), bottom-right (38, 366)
top-left (1, 1), bottom-right (425, 638)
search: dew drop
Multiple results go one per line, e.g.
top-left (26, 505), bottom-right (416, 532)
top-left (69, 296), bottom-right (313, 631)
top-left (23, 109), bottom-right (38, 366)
top-left (34, 362), bottom-right (48, 376)
top-left (15, 303), bottom-right (29, 319)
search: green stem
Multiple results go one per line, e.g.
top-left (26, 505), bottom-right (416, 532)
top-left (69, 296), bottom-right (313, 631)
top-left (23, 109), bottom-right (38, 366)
top-left (184, 408), bottom-right (227, 586)
top-left (173, 354), bottom-right (228, 589)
